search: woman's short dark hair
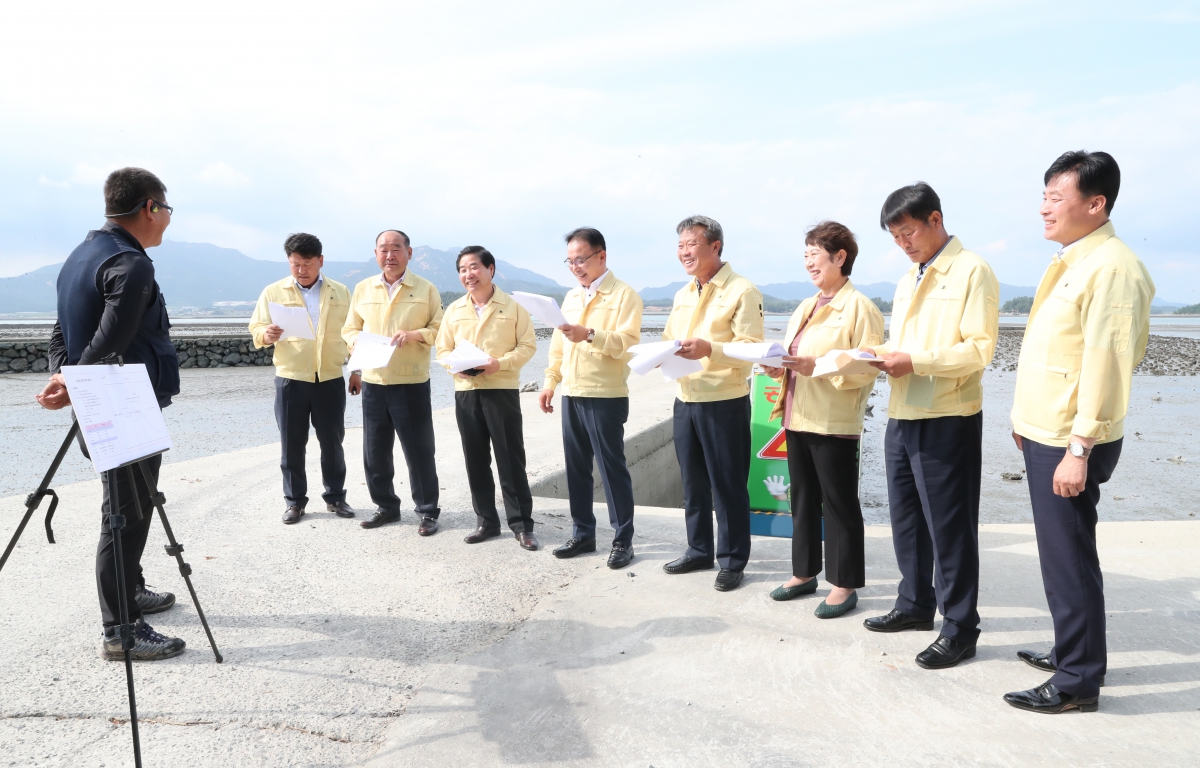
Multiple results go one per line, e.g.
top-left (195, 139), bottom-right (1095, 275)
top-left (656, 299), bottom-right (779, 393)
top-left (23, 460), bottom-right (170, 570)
top-left (283, 232), bottom-right (322, 258)
top-left (805, 221), bottom-right (859, 276)
top-left (564, 227), bottom-right (606, 251)
top-left (104, 167), bottom-right (167, 218)
top-left (456, 245), bottom-right (495, 271)
top-left (879, 182), bottom-right (942, 230)
top-left (1044, 150), bottom-right (1120, 214)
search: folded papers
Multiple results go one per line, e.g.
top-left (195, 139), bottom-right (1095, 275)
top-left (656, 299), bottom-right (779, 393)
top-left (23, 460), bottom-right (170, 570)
top-left (439, 341), bottom-right (491, 374)
top-left (723, 342), bottom-right (787, 368)
top-left (511, 292), bottom-right (569, 328)
top-left (346, 332), bottom-right (398, 371)
top-left (627, 340), bottom-right (703, 381)
top-left (812, 348), bottom-right (879, 378)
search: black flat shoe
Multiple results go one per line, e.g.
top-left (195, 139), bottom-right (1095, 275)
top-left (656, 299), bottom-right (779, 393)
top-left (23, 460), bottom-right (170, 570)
top-left (663, 555), bottom-right (715, 575)
top-left (418, 516), bottom-right (439, 536)
top-left (328, 501), bottom-right (356, 518)
top-left (1004, 682), bottom-right (1098, 714)
top-left (282, 506), bottom-right (304, 525)
top-left (607, 544), bottom-right (633, 569)
top-left (1017, 649), bottom-right (1105, 686)
top-left (464, 526), bottom-right (502, 544)
top-left (360, 509), bottom-right (400, 529)
top-left (915, 635), bottom-right (976, 669)
top-left (553, 537), bottom-right (597, 559)
top-left (863, 609), bottom-right (935, 633)
top-left (714, 569), bottom-right (744, 592)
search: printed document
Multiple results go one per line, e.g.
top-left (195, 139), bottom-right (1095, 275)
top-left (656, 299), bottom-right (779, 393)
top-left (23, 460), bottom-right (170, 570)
top-left (723, 342), bottom-right (787, 368)
top-left (347, 332), bottom-right (398, 371)
top-left (268, 302), bottom-right (316, 340)
top-left (812, 349), bottom-right (879, 378)
top-left (61, 364), bottom-right (172, 473)
top-left (440, 341), bottom-right (492, 374)
top-left (510, 292), bottom-right (569, 328)
top-left (628, 340), bottom-right (703, 381)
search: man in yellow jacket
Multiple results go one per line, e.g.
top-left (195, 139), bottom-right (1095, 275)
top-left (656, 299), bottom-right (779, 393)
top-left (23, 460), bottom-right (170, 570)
top-left (862, 184), bottom-right (1000, 670)
top-left (342, 230), bottom-right (444, 534)
top-left (538, 227), bottom-right (643, 568)
top-left (661, 215), bottom-right (764, 592)
top-left (248, 233), bottom-right (355, 525)
top-left (1004, 152), bottom-right (1154, 715)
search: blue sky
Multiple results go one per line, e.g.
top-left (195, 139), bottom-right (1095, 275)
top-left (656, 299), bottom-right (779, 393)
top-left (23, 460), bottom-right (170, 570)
top-left (1, 1), bottom-right (1197, 300)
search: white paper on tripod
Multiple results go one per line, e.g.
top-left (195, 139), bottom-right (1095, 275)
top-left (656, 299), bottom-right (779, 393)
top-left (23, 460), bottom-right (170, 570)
top-left (812, 348), bottom-right (879, 378)
top-left (723, 342), bottom-right (787, 368)
top-left (510, 291), bottom-right (569, 328)
top-left (440, 341), bottom-right (491, 373)
top-left (268, 302), bottom-right (316, 340)
top-left (347, 332), bottom-right (397, 371)
top-left (61, 364), bottom-right (172, 473)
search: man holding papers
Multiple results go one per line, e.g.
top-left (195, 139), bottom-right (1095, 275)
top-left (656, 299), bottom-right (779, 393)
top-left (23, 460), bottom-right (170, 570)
top-left (436, 246), bottom-right (539, 550)
top-left (861, 184), bottom-right (999, 669)
top-left (342, 230), bottom-right (444, 534)
top-left (537, 228), bottom-right (643, 568)
top-left (250, 233), bottom-right (355, 525)
top-left (661, 215), bottom-right (764, 592)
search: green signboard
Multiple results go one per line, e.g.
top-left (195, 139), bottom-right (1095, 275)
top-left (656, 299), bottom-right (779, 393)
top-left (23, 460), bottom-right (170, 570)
top-left (748, 372), bottom-right (793, 537)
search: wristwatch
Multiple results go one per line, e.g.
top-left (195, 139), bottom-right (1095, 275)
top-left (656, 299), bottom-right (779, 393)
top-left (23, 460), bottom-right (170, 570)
top-left (586, 328), bottom-right (596, 344)
top-left (1067, 442), bottom-right (1092, 458)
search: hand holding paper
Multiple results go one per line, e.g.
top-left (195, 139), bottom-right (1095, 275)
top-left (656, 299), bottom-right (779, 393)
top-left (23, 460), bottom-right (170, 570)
top-left (811, 348), bottom-right (879, 378)
top-left (440, 341), bottom-right (492, 374)
top-left (347, 332), bottom-right (398, 372)
top-left (268, 302), bottom-right (316, 340)
top-left (510, 292), bottom-right (569, 328)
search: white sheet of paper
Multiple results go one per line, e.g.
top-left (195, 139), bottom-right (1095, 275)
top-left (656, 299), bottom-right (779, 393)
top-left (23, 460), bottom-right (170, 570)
top-left (440, 341), bottom-right (491, 374)
top-left (62, 364), bottom-right (172, 473)
top-left (268, 302), bottom-right (316, 340)
top-left (347, 332), bottom-right (398, 371)
top-left (627, 340), bottom-right (682, 376)
top-left (812, 348), bottom-right (879, 378)
top-left (659, 355), bottom-right (703, 381)
top-left (510, 292), bottom-right (569, 328)
top-left (723, 341), bottom-right (788, 368)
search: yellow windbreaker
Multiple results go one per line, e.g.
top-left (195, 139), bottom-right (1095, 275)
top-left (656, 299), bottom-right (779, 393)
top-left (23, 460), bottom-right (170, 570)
top-left (435, 287), bottom-right (536, 391)
top-left (543, 271), bottom-right (643, 398)
top-left (249, 275), bottom-right (350, 382)
top-left (342, 271), bottom-right (443, 385)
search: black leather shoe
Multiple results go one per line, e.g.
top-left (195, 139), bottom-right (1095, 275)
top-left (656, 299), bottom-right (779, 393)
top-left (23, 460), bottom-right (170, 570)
top-left (915, 634), bottom-right (977, 669)
top-left (553, 537), bottom-right (597, 559)
top-left (283, 505), bottom-right (304, 524)
top-left (863, 609), bottom-right (935, 633)
top-left (328, 501), bottom-right (355, 518)
top-left (360, 509), bottom-right (400, 529)
top-left (714, 569), bottom-right (744, 592)
top-left (1016, 650), bottom-right (1105, 686)
top-left (464, 526), bottom-right (502, 544)
top-left (418, 517), bottom-right (439, 536)
top-left (663, 555), bottom-right (715, 574)
top-left (1004, 682), bottom-right (1098, 714)
top-left (516, 531), bottom-right (539, 551)
top-left (607, 544), bottom-right (633, 569)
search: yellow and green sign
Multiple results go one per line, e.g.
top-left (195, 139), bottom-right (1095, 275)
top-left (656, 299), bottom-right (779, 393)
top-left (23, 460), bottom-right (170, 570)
top-left (748, 372), bottom-right (793, 537)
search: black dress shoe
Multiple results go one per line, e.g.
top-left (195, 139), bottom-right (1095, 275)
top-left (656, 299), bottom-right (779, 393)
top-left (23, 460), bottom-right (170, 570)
top-left (915, 634), bottom-right (977, 669)
top-left (1004, 682), bottom-right (1098, 714)
top-left (863, 609), bottom-right (935, 633)
top-left (360, 509), bottom-right (400, 529)
top-left (328, 501), bottom-right (356, 518)
top-left (282, 505), bottom-right (304, 524)
top-left (607, 544), bottom-right (633, 569)
top-left (464, 526), bottom-right (502, 544)
top-left (663, 555), bottom-right (715, 574)
top-left (516, 531), bottom-right (539, 551)
top-left (714, 569), bottom-right (744, 592)
top-left (553, 537), bottom-right (597, 559)
top-left (418, 517), bottom-right (439, 536)
top-left (1016, 650), bottom-right (1105, 686)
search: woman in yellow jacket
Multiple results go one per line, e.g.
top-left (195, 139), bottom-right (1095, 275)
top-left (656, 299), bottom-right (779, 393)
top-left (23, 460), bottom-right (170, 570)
top-left (762, 221), bottom-right (884, 618)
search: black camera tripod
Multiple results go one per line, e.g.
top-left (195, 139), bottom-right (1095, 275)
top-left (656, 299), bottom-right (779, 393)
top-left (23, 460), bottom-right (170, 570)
top-left (1, 421), bottom-right (223, 767)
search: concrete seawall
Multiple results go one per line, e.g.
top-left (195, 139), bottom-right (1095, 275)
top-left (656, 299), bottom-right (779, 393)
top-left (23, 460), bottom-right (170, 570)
top-left (0, 336), bottom-right (275, 374)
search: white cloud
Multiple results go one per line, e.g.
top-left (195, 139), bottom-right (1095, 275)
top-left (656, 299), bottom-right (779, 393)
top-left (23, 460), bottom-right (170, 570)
top-left (37, 175), bottom-right (69, 189)
top-left (197, 162), bottom-right (251, 187)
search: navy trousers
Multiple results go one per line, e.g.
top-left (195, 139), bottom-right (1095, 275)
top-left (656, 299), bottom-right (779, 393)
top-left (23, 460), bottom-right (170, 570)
top-left (1022, 437), bottom-right (1122, 699)
top-left (455, 389), bottom-right (534, 534)
top-left (274, 375), bottom-right (347, 509)
top-left (673, 396), bottom-right (752, 572)
top-left (884, 412), bottom-right (982, 643)
top-left (362, 380), bottom-right (441, 517)
top-left (562, 395), bottom-right (635, 547)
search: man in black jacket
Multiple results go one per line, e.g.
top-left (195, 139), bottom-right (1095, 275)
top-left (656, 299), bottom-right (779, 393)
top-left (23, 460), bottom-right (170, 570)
top-left (38, 167), bottom-right (186, 661)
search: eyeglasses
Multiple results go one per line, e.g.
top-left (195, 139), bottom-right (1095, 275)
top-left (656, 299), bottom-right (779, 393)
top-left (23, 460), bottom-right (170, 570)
top-left (104, 199), bottom-right (174, 219)
top-left (563, 250), bottom-right (602, 268)
top-left (149, 200), bottom-right (174, 215)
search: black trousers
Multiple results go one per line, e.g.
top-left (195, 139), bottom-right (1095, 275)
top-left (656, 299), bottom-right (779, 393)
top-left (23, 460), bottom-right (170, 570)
top-left (884, 412), bottom-right (983, 643)
top-left (785, 430), bottom-right (865, 589)
top-left (96, 455), bottom-right (161, 628)
top-left (362, 381), bottom-right (441, 517)
top-left (274, 375), bottom-right (347, 509)
top-left (1023, 437), bottom-right (1122, 699)
top-left (562, 396), bottom-right (635, 547)
top-left (673, 396), bottom-right (752, 572)
top-left (455, 389), bottom-right (534, 533)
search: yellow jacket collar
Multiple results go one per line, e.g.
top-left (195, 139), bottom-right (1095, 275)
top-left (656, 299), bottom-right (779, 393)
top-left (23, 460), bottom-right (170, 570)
top-left (917, 236), bottom-right (963, 278)
top-left (692, 262), bottom-right (733, 292)
top-left (1060, 221), bottom-right (1115, 267)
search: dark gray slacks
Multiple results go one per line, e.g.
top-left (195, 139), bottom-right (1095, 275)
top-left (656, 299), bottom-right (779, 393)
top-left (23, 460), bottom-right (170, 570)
top-left (562, 395), bottom-right (635, 547)
top-left (785, 430), bottom-right (865, 589)
top-left (885, 412), bottom-right (983, 644)
top-left (673, 396), bottom-right (752, 572)
top-left (455, 389), bottom-right (534, 533)
top-left (274, 375), bottom-right (347, 509)
top-left (96, 455), bottom-right (161, 628)
top-left (1022, 437), bottom-right (1122, 699)
top-left (362, 380), bottom-right (441, 517)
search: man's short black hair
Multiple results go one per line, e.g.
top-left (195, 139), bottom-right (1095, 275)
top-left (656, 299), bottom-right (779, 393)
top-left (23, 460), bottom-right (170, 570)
top-left (1044, 150), bottom-right (1120, 215)
top-left (456, 245), bottom-right (495, 271)
top-left (376, 229), bottom-right (411, 247)
top-left (284, 232), bottom-right (323, 258)
top-left (564, 227), bottom-right (606, 251)
top-left (104, 167), bottom-right (167, 218)
top-left (880, 182), bottom-right (942, 230)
